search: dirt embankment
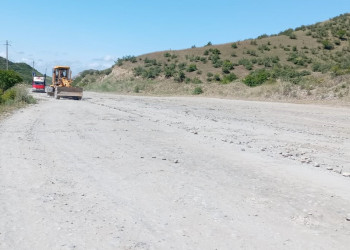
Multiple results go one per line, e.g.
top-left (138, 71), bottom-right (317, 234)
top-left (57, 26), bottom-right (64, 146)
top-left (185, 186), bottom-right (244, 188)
top-left (0, 92), bottom-right (349, 249)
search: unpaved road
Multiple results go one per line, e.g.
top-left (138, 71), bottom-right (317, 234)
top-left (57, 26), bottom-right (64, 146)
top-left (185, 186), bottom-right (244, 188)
top-left (1, 92), bottom-right (350, 250)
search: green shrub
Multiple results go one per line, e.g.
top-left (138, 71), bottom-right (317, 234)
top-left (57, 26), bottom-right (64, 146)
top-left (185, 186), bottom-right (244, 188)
top-left (238, 58), bottom-right (253, 70)
top-left (289, 33), bottom-right (297, 39)
top-left (207, 72), bottom-right (213, 77)
top-left (257, 34), bottom-right (269, 39)
top-left (193, 87), bottom-right (203, 95)
top-left (205, 41), bottom-right (212, 46)
top-left (0, 85), bottom-right (35, 104)
top-left (174, 71), bottom-right (186, 82)
top-left (279, 28), bottom-right (294, 36)
top-left (222, 60), bottom-right (234, 73)
top-left (178, 63), bottom-right (187, 71)
top-left (231, 43), bottom-right (238, 49)
top-left (213, 60), bottom-right (223, 68)
top-left (258, 44), bottom-right (270, 51)
top-left (1, 88), bottom-right (16, 103)
top-left (164, 64), bottom-right (177, 78)
top-left (287, 52), bottom-right (311, 66)
top-left (192, 77), bottom-right (202, 84)
top-left (214, 74), bottom-right (221, 81)
top-left (312, 62), bottom-right (332, 73)
top-left (322, 40), bottom-right (334, 50)
top-left (134, 86), bottom-right (140, 93)
top-left (187, 64), bottom-right (197, 72)
top-left (209, 48), bottom-right (221, 55)
top-left (0, 70), bottom-right (23, 91)
top-left (337, 29), bottom-right (347, 40)
top-left (141, 66), bottom-right (161, 79)
top-left (243, 69), bottom-right (270, 87)
top-left (221, 73), bottom-right (237, 84)
top-left (133, 66), bottom-right (144, 77)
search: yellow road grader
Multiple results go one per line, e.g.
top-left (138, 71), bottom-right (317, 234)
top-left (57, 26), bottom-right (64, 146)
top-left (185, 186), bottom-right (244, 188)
top-left (47, 66), bottom-right (83, 100)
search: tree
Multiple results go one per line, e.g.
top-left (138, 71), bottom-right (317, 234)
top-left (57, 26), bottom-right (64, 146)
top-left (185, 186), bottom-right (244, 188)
top-left (0, 70), bottom-right (23, 91)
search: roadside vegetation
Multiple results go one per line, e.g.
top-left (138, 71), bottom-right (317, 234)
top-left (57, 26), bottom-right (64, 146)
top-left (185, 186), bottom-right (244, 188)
top-left (74, 13), bottom-right (350, 101)
top-left (0, 70), bottom-right (36, 114)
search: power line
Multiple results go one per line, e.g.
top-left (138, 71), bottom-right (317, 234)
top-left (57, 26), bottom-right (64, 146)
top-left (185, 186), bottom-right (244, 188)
top-left (3, 40), bottom-right (11, 70)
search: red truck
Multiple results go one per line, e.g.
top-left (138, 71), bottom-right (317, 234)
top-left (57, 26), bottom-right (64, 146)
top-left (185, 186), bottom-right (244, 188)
top-left (32, 76), bottom-right (46, 92)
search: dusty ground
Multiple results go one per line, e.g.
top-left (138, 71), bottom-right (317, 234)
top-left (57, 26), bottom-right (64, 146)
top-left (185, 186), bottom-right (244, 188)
top-left (0, 91), bottom-right (349, 249)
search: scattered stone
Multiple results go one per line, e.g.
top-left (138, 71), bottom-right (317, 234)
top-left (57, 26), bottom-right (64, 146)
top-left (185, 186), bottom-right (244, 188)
top-left (162, 158), bottom-right (166, 161)
top-left (326, 167), bottom-right (333, 171)
top-left (241, 148), bottom-right (245, 152)
top-left (346, 215), bottom-right (350, 221)
top-left (261, 148), bottom-right (266, 152)
top-left (152, 156), bottom-right (156, 159)
top-left (334, 169), bottom-right (342, 174)
top-left (342, 172), bottom-right (350, 177)
top-left (193, 131), bottom-right (198, 135)
top-left (314, 163), bottom-right (320, 168)
top-left (174, 160), bottom-right (179, 164)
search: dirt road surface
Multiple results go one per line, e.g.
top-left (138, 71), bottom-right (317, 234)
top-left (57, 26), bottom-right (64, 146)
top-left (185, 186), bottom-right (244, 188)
top-left (1, 92), bottom-right (350, 249)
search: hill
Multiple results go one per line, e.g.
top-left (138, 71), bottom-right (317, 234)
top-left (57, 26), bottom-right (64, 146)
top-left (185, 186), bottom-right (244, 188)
top-left (74, 13), bottom-right (350, 102)
top-left (0, 57), bottom-right (46, 83)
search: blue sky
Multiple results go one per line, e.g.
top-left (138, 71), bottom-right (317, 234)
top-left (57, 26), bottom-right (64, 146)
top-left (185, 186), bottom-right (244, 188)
top-left (1, 0), bottom-right (350, 75)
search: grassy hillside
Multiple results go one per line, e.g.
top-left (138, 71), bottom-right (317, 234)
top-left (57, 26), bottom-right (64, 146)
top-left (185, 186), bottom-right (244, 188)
top-left (0, 57), bottom-right (47, 83)
top-left (74, 13), bottom-right (350, 101)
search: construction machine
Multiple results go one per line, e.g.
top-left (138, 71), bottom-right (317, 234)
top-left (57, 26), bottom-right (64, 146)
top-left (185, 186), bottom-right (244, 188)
top-left (47, 66), bottom-right (83, 100)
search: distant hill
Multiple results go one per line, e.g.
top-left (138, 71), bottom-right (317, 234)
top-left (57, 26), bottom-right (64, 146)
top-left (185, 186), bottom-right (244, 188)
top-left (0, 57), bottom-right (45, 83)
top-left (74, 13), bottom-right (350, 101)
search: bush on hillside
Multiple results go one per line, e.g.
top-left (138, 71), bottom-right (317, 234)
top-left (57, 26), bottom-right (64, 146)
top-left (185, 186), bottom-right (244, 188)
top-left (187, 64), bottom-right (197, 72)
top-left (257, 34), bottom-right (269, 39)
top-left (221, 73), bottom-right (237, 84)
top-left (193, 86), bottom-right (203, 95)
top-left (174, 71), bottom-right (186, 82)
top-left (0, 70), bottom-right (23, 91)
top-left (243, 69), bottom-right (270, 87)
top-left (322, 40), bottom-right (334, 50)
top-left (222, 60), bottom-right (234, 74)
top-left (164, 64), bottom-right (177, 78)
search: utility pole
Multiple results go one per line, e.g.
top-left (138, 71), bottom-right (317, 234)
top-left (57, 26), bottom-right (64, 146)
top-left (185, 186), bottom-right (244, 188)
top-left (4, 40), bottom-right (11, 70)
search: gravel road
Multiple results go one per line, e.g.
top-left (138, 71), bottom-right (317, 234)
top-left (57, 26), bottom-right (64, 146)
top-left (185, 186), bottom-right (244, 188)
top-left (1, 92), bottom-right (349, 249)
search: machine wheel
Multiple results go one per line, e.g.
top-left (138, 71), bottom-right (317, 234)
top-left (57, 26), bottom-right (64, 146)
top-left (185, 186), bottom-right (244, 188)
top-left (54, 88), bottom-right (60, 99)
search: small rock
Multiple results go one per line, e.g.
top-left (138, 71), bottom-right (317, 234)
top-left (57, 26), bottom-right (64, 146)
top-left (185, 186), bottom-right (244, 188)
top-left (162, 158), bottom-right (166, 161)
top-left (174, 160), bottom-right (179, 164)
top-left (241, 148), bottom-right (245, 152)
top-left (314, 163), bottom-right (320, 167)
top-left (346, 215), bottom-right (350, 221)
top-left (342, 172), bottom-right (350, 177)
top-left (326, 167), bottom-right (333, 171)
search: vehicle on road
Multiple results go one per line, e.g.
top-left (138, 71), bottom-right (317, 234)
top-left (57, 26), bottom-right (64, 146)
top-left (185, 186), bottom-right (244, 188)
top-left (46, 66), bottom-right (83, 100)
top-left (32, 76), bottom-right (46, 92)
